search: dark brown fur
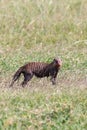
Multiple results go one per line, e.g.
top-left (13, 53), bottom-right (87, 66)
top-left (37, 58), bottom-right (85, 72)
top-left (10, 58), bottom-right (62, 87)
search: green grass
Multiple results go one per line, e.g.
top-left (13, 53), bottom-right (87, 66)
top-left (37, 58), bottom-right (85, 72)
top-left (0, 0), bottom-right (87, 129)
top-left (0, 89), bottom-right (87, 130)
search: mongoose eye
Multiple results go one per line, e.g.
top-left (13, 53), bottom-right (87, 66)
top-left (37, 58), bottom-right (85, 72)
top-left (57, 58), bottom-right (62, 67)
top-left (53, 58), bottom-right (62, 67)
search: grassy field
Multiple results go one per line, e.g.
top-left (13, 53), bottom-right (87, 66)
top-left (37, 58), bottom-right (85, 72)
top-left (0, 0), bottom-right (87, 129)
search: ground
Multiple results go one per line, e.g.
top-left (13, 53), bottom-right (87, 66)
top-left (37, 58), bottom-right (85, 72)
top-left (0, 0), bottom-right (87, 129)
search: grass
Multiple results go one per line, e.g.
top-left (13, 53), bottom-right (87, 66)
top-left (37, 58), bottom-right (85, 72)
top-left (0, 0), bottom-right (87, 129)
top-left (0, 88), bottom-right (87, 130)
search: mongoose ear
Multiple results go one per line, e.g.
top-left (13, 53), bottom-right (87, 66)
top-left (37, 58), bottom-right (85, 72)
top-left (53, 58), bottom-right (58, 63)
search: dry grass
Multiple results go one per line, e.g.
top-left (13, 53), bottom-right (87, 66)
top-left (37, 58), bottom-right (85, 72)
top-left (0, 0), bottom-right (87, 129)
